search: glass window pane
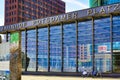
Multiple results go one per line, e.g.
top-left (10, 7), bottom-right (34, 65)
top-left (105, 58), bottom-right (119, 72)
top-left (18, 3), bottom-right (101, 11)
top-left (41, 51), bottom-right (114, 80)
top-left (94, 18), bottom-right (112, 73)
top-left (78, 21), bottom-right (93, 73)
top-left (21, 31), bottom-right (26, 71)
top-left (63, 23), bottom-right (76, 72)
top-left (27, 30), bottom-right (36, 71)
top-left (50, 25), bottom-right (62, 72)
top-left (38, 27), bottom-right (48, 72)
top-left (113, 16), bottom-right (120, 73)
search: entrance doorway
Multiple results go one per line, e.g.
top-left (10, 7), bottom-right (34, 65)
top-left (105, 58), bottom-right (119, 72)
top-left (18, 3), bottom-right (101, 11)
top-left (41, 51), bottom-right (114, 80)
top-left (113, 52), bottom-right (120, 73)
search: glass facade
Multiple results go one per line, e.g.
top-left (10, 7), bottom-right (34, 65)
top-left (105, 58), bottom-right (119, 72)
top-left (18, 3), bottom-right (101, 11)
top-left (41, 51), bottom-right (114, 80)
top-left (90, 0), bottom-right (120, 8)
top-left (38, 28), bottom-right (48, 72)
top-left (94, 18), bottom-right (112, 73)
top-left (50, 26), bottom-right (62, 72)
top-left (78, 21), bottom-right (93, 73)
top-left (113, 16), bottom-right (120, 73)
top-left (63, 23), bottom-right (76, 72)
top-left (102, 0), bottom-right (120, 5)
top-left (19, 15), bottom-right (120, 74)
top-left (26, 30), bottom-right (36, 71)
top-left (21, 31), bottom-right (26, 71)
top-left (90, 0), bottom-right (101, 8)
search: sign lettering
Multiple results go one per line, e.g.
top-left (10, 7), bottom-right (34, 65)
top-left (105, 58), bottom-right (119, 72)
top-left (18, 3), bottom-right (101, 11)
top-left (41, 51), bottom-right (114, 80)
top-left (0, 3), bottom-right (120, 33)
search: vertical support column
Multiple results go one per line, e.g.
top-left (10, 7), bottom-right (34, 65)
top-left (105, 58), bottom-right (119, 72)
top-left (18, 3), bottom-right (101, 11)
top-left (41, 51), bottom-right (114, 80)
top-left (48, 25), bottom-right (50, 72)
top-left (110, 14), bottom-right (113, 73)
top-left (76, 20), bottom-right (78, 72)
top-left (0, 36), bottom-right (1, 43)
top-left (6, 32), bottom-right (8, 42)
top-left (25, 29), bottom-right (27, 72)
top-left (92, 17), bottom-right (95, 72)
top-left (19, 31), bottom-right (22, 78)
top-left (61, 22), bottom-right (64, 72)
top-left (36, 27), bottom-right (38, 72)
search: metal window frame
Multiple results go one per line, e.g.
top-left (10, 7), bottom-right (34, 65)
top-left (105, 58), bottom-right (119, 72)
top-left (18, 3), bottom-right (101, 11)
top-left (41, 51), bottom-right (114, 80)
top-left (110, 14), bottom-right (113, 73)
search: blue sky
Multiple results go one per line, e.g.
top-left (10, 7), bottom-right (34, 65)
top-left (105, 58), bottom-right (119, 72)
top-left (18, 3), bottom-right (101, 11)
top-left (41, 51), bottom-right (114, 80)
top-left (63, 0), bottom-right (89, 12)
top-left (0, 0), bottom-right (89, 26)
top-left (0, 0), bottom-right (4, 26)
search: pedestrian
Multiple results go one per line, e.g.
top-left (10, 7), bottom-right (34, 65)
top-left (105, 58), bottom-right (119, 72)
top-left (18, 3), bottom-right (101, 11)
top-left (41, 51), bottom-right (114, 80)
top-left (92, 70), bottom-right (97, 77)
top-left (82, 70), bottom-right (87, 77)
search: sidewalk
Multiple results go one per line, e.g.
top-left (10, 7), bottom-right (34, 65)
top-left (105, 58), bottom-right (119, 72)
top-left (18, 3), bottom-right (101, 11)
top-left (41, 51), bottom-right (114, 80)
top-left (22, 75), bottom-right (120, 80)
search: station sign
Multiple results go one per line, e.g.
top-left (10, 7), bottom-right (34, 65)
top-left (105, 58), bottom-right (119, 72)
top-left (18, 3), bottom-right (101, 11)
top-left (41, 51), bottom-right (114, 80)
top-left (0, 3), bottom-right (120, 33)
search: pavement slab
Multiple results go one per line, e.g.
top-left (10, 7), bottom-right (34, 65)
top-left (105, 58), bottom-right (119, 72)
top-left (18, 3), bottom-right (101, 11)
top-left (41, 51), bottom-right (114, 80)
top-left (22, 75), bottom-right (120, 80)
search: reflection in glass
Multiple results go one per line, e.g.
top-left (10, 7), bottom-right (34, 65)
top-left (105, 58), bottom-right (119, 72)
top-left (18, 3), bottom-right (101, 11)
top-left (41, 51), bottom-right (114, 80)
top-left (21, 31), bottom-right (26, 71)
top-left (50, 26), bottom-right (62, 72)
top-left (16, 16), bottom-right (120, 74)
top-left (27, 30), bottom-right (36, 71)
top-left (102, 0), bottom-right (120, 5)
top-left (63, 23), bottom-right (76, 72)
top-left (38, 28), bottom-right (48, 71)
top-left (94, 18), bottom-right (111, 73)
top-left (113, 16), bottom-right (120, 73)
top-left (78, 21), bottom-right (93, 73)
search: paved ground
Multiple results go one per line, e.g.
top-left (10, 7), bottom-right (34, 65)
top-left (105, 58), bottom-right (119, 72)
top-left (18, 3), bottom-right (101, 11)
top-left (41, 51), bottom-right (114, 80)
top-left (22, 75), bottom-right (120, 80)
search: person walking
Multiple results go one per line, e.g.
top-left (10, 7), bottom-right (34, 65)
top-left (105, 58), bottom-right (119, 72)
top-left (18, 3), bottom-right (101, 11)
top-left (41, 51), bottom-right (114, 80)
top-left (92, 70), bottom-right (97, 77)
top-left (82, 70), bottom-right (87, 77)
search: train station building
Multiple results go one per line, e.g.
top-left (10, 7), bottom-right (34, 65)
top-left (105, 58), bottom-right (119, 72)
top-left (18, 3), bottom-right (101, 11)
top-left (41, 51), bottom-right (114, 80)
top-left (0, 3), bottom-right (120, 76)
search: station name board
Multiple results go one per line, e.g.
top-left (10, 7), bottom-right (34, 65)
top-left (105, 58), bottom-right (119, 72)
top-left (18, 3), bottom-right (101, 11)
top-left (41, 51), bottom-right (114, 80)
top-left (0, 3), bottom-right (120, 33)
